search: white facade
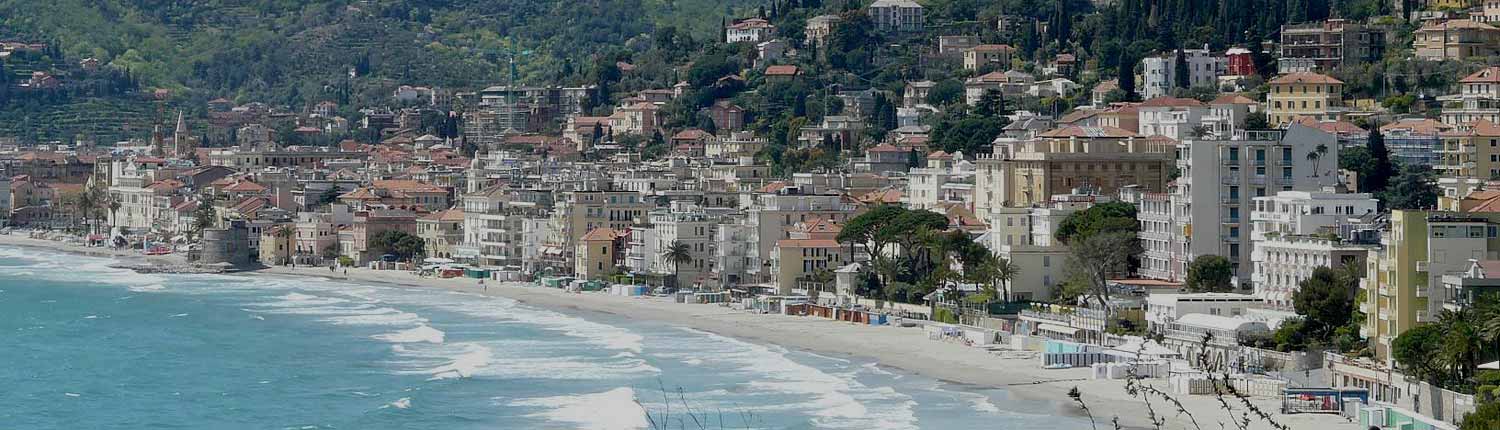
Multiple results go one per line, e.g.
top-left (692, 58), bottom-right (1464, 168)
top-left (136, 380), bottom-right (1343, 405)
top-left (904, 153), bottom-right (974, 209)
top-left (625, 203), bottom-right (719, 287)
top-left (1144, 293), bottom-right (1263, 328)
top-left (1148, 125), bottom-right (1339, 286)
top-left (1141, 47), bottom-right (1229, 99)
top-left (867, 0), bottom-right (924, 32)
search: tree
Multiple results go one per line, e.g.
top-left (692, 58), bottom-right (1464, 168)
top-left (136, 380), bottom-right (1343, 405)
top-left (1366, 122), bottom-right (1396, 193)
top-left (1380, 165), bottom-right (1439, 210)
top-left (1292, 266), bottom-right (1356, 341)
top-left (970, 252), bottom-right (1020, 303)
top-left (318, 187), bottom-right (343, 206)
top-left (1184, 255), bottom-right (1235, 293)
top-left (925, 79), bottom-right (964, 106)
top-left (662, 240), bottom-right (694, 289)
top-left (190, 197), bottom-right (218, 239)
top-left (369, 230), bottom-right (425, 262)
top-left (1243, 111), bottom-right (1270, 130)
top-left (1064, 231), bottom-right (1141, 312)
top-left (1055, 201), bottom-right (1139, 244)
top-left (1172, 48), bottom-right (1189, 90)
top-left (1306, 143), bottom-right (1328, 177)
top-left (974, 89), bottom-right (1007, 117)
top-left (1117, 51), bottom-right (1137, 102)
top-left (1436, 308), bottom-right (1484, 385)
top-left (1461, 402), bottom-right (1500, 430)
top-left (1393, 323), bottom-right (1445, 384)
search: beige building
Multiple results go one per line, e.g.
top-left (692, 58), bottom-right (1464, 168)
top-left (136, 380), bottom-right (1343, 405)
top-left (417, 208), bottom-right (464, 260)
top-left (1265, 72), bottom-right (1344, 126)
top-left (1438, 119), bottom-right (1500, 179)
top-left (963, 44), bottom-right (1016, 71)
top-left (575, 227), bottom-right (622, 280)
top-left (1441, 66), bottom-right (1500, 128)
top-left (773, 218), bottom-right (849, 295)
top-left (1413, 20), bottom-right (1500, 61)
top-left (975, 125), bottom-right (1174, 208)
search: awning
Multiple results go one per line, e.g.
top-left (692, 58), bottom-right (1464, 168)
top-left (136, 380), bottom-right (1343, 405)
top-left (1038, 323), bottom-right (1083, 335)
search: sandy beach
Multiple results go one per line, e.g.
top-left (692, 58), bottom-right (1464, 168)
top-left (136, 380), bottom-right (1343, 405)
top-left (0, 232), bottom-right (1360, 430)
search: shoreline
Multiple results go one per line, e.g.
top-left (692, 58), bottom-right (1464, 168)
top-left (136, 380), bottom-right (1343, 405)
top-left (0, 233), bottom-right (1359, 430)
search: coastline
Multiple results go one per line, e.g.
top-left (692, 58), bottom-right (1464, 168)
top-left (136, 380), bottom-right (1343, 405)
top-left (0, 233), bottom-right (1359, 430)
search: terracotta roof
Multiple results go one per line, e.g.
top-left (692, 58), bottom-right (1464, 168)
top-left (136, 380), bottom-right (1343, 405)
top-left (146, 179), bottom-right (186, 192)
top-left (1038, 125), bottom-right (1140, 138)
top-left (860, 188), bottom-right (904, 204)
top-left (1209, 94), bottom-right (1257, 105)
top-left (672, 129), bottom-right (712, 140)
top-left (222, 180), bottom-right (267, 192)
top-left (758, 181), bottom-right (790, 193)
top-left (776, 238), bottom-right (842, 248)
top-left (1138, 96), bottom-right (1204, 107)
top-left (1462, 67), bottom-right (1500, 83)
top-left (420, 208), bottom-right (465, 222)
top-left (1291, 117), bottom-right (1366, 135)
top-left (790, 217), bottom-right (843, 234)
top-left (1476, 260), bottom-right (1500, 278)
top-left (764, 65), bottom-right (800, 76)
top-left (927, 150), bottom-right (952, 159)
top-left (372, 179), bottom-right (446, 193)
top-left (866, 143), bottom-right (905, 153)
top-left (1093, 80), bottom-right (1119, 93)
top-left (1380, 118), bottom-right (1453, 135)
top-left (970, 44), bottom-right (1016, 52)
top-left (1269, 72), bottom-right (1342, 85)
top-left (580, 227), bottom-right (620, 241)
top-left (1419, 19), bottom-right (1498, 31)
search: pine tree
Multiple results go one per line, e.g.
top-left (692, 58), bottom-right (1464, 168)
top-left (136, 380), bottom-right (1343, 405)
top-left (1366, 122), bottom-right (1396, 193)
top-left (1117, 51), bottom-right (1137, 102)
top-left (1174, 48), bottom-right (1190, 90)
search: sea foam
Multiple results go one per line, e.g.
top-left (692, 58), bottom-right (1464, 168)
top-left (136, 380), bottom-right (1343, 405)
top-left (372, 325), bottom-right (445, 344)
top-left (509, 387), bottom-right (649, 430)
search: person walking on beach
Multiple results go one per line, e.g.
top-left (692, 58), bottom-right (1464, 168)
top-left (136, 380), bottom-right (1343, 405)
top-left (480, 279), bottom-right (486, 291)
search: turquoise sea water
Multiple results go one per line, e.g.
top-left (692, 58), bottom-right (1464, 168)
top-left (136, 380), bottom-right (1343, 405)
top-left (0, 246), bottom-right (1087, 429)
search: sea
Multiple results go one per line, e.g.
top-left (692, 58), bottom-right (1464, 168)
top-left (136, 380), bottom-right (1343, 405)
top-left (0, 246), bottom-right (1089, 429)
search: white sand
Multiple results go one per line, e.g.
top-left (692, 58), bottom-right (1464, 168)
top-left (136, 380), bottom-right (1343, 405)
top-left (0, 233), bottom-right (1360, 430)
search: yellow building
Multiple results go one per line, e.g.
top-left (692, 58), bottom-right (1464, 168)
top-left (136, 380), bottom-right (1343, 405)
top-left (978, 126), bottom-right (1175, 207)
top-left (1361, 210), bottom-right (1500, 362)
top-left (963, 44), bottom-right (1016, 71)
top-left (772, 218), bottom-right (848, 295)
top-left (574, 228), bottom-right (621, 280)
top-left (1412, 20), bottom-right (1500, 61)
top-left (258, 223), bottom-right (295, 266)
top-left (1266, 72), bottom-right (1344, 126)
top-left (1437, 120), bottom-right (1500, 179)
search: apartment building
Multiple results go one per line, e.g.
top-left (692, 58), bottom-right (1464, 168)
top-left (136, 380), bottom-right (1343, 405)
top-left (977, 125), bottom-right (1174, 207)
top-left (1157, 125), bottom-right (1338, 285)
top-left (867, 0), bottom-right (924, 32)
top-left (1437, 119), bottom-right (1500, 179)
top-left (1248, 191), bottom-right (1379, 309)
top-left (1440, 66), bottom-right (1500, 128)
top-left (1266, 72), bottom-right (1345, 126)
top-left (1278, 19), bottom-right (1385, 71)
top-left (1140, 46), bottom-right (1228, 98)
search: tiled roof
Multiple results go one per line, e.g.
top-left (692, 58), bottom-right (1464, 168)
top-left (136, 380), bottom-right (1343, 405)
top-left (1269, 72), bottom-right (1342, 85)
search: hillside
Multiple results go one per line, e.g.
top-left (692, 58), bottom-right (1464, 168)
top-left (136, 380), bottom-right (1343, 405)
top-left (0, 0), bottom-right (736, 108)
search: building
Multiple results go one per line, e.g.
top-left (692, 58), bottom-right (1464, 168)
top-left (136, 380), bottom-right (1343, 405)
top-left (705, 100), bottom-right (745, 132)
top-left (1136, 96), bottom-right (1208, 141)
top-left (1141, 46), bottom-right (1228, 98)
top-left (575, 228), bottom-right (623, 280)
top-left (804, 15), bottom-right (841, 47)
top-left (963, 44), bottom-right (1016, 71)
top-left (1278, 19), bottom-right (1386, 71)
top-left (1440, 66), bottom-right (1500, 128)
top-left (904, 151), bottom-right (974, 209)
top-left (1439, 259), bottom-right (1500, 311)
top-left (1248, 190), bottom-right (1379, 308)
top-left (1413, 19), bottom-right (1500, 61)
top-left (1437, 120), bottom-right (1500, 179)
top-left (867, 0), bottom-right (924, 32)
top-left (937, 35), bottom-right (979, 55)
top-left (1155, 126), bottom-right (1339, 286)
top-left (1379, 118), bottom-right (1452, 167)
top-left (1360, 210), bottom-right (1500, 362)
top-left (342, 209), bottom-right (417, 264)
top-left (1265, 72), bottom-right (1344, 126)
top-left (726, 18), bottom-right (775, 43)
top-left (773, 218), bottom-right (849, 295)
top-left (417, 208), bottom-right (464, 260)
top-left (1225, 47), bottom-right (1256, 76)
top-left (976, 125), bottom-right (1174, 207)
top-left (625, 202), bottom-right (719, 287)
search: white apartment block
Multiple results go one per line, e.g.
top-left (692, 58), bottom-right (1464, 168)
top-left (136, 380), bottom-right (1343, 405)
top-left (625, 202), bottom-right (719, 287)
top-left (1141, 46), bottom-right (1228, 99)
top-left (903, 151), bottom-right (973, 210)
top-left (1136, 96), bottom-right (1208, 140)
top-left (1149, 125), bottom-right (1339, 286)
top-left (867, 0), bottom-right (924, 32)
top-left (1248, 190), bottom-right (1378, 308)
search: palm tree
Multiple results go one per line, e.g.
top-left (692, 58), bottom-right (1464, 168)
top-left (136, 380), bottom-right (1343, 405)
top-left (1307, 144), bottom-right (1329, 177)
top-left (1437, 308), bottom-right (1483, 385)
top-left (662, 240), bottom-right (694, 290)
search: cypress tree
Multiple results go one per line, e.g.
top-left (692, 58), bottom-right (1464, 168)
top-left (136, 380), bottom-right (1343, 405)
top-left (1173, 48), bottom-right (1190, 90)
top-left (1366, 122), bottom-right (1395, 193)
top-left (1117, 51), bottom-right (1137, 101)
